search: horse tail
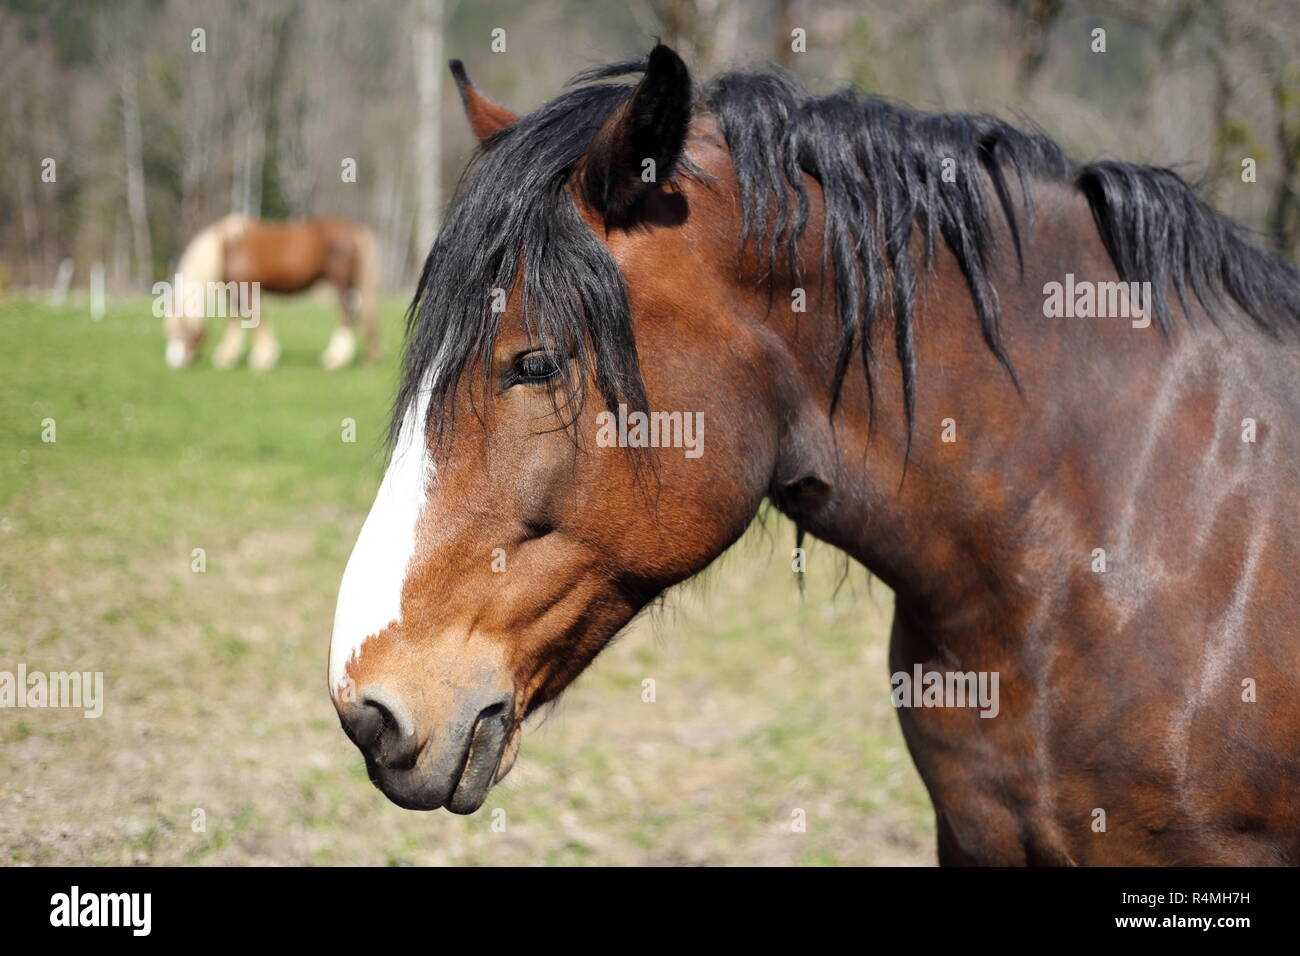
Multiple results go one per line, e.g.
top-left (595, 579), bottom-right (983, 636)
top-left (353, 225), bottom-right (382, 362)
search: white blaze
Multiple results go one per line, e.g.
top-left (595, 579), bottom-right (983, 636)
top-left (329, 375), bottom-right (434, 696)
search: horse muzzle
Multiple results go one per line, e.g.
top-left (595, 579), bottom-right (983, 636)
top-left (337, 683), bottom-right (517, 813)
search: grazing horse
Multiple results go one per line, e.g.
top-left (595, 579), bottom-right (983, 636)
top-left (329, 47), bottom-right (1300, 864)
top-left (163, 214), bottom-right (380, 371)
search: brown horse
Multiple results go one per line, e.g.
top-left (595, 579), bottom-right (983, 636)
top-left (163, 215), bottom-right (380, 371)
top-left (329, 48), bottom-right (1300, 864)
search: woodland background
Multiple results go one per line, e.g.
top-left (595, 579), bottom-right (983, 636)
top-left (1, 0), bottom-right (1297, 296)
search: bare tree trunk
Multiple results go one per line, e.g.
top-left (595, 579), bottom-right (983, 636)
top-left (181, 54), bottom-right (216, 238)
top-left (1269, 71), bottom-right (1300, 258)
top-left (1206, 50), bottom-right (1232, 202)
top-left (245, 109), bottom-right (266, 217)
top-left (233, 97), bottom-right (267, 216)
top-left (413, 0), bottom-right (445, 258)
top-left (10, 92), bottom-right (41, 286)
top-left (121, 63), bottom-right (152, 286)
top-left (1002, 0), bottom-right (1064, 96)
top-left (380, 165), bottom-right (413, 288)
top-left (231, 7), bottom-right (270, 218)
top-left (655, 0), bottom-right (724, 73)
top-left (773, 0), bottom-right (800, 69)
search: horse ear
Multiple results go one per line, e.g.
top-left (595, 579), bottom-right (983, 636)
top-left (578, 44), bottom-right (693, 222)
top-left (449, 59), bottom-right (518, 144)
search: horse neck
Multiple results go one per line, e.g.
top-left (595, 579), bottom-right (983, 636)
top-left (775, 207), bottom-right (1225, 646)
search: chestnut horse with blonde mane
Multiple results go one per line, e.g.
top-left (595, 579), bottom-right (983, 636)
top-left (328, 48), bottom-right (1300, 864)
top-left (164, 214), bottom-right (380, 371)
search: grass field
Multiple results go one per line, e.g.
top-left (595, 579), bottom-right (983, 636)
top-left (0, 294), bottom-right (934, 866)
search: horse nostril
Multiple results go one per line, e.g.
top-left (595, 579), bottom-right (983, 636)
top-left (476, 700), bottom-right (507, 724)
top-left (341, 686), bottom-right (421, 769)
top-left (343, 700), bottom-right (382, 748)
top-left (369, 699), bottom-right (399, 735)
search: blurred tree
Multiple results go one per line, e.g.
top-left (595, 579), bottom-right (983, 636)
top-left (414, 0), bottom-right (450, 256)
top-left (642, 0), bottom-right (737, 73)
top-left (1268, 68), bottom-right (1300, 256)
top-left (0, 0), bottom-right (1296, 290)
top-left (1000, 0), bottom-right (1065, 95)
top-left (773, 0), bottom-right (800, 68)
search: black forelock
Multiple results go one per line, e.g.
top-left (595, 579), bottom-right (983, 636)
top-left (390, 71), bottom-right (646, 451)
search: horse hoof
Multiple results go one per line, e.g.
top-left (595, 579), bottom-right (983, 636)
top-left (322, 328), bottom-right (357, 370)
top-left (249, 348), bottom-right (280, 372)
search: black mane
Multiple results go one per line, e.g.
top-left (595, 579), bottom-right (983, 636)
top-left (392, 57), bottom-right (1300, 448)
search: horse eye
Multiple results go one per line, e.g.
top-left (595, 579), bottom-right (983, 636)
top-left (514, 351), bottom-right (562, 383)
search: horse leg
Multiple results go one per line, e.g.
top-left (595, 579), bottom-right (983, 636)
top-left (351, 228), bottom-right (381, 363)
top-left (248, 306), bottom-right (279, 372)
top-left (321, 283), bottom-right (358, 370)
top-left (212, 314), bottom-right (246, 369)
top-left (935, 811), bottom-right (980, 866)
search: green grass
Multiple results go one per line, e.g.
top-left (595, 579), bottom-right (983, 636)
top-left (0, 294), bottom-right (934, 865)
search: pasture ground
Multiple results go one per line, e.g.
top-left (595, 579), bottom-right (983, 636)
top-left (0, 295), bottom-right (934, 865)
